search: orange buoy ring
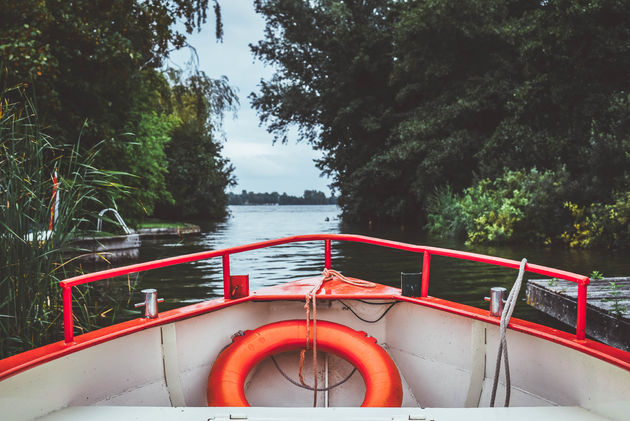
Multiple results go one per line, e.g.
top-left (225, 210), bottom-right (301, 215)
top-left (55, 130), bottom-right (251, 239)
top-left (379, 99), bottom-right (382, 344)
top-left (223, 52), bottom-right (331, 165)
top-left (207, 319), bottom-right (403, 407)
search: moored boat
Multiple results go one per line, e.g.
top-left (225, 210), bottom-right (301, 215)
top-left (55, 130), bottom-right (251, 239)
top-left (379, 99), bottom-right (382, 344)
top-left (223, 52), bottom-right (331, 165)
top-left (1, 234), bottom-right (629, 420)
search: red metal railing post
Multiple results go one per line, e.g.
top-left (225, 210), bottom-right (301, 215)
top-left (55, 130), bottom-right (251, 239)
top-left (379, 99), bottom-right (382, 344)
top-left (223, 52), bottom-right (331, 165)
top-left (62, 285), bottom-right (74, 343)
top-left (324, 239), bottom-right (331, 269)
top-left (222, 254), bottom-right (231, 300)
top-left (576, 280), bottom-right (588, 340)
top-left (421, 251), bottom-right (431, 297)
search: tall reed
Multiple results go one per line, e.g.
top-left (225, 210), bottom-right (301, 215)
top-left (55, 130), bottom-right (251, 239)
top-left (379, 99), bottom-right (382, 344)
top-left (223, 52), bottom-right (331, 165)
top-left (0, 88), bottom-right (122, 358)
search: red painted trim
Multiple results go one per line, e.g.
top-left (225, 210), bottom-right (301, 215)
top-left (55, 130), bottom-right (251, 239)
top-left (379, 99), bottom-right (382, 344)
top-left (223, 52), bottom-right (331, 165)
top-left (6, 235), bottom-right (621, 385)
top-left (576, 282), bottom-right (587, 341)
top-left (222, 254), bottom-right (231, 300)
top-left (0, 295), bottom-right (249, 382)
top-left (2, 280), bottom-right (629, 384)
top-left (421, 251), bottom-right (430, 297)
top-left (324, 239), bottom-right (331, 269)
top-left (62, 286), bottom-right (73, 344)
top-left (396, 295), bottom-right (630, 371)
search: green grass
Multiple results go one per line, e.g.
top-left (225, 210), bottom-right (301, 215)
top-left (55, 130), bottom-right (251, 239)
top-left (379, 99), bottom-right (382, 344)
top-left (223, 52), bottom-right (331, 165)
top-left (69, 230), bottom-right (119, 238)
top-left (137, 219), bottom-right (192, 229)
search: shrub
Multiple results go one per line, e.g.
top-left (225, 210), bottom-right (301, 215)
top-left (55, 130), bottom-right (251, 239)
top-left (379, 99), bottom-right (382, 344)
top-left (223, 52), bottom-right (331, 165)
top-left (427, 167), bottom-right (572, 244)
top-left (561, 193), bottom-right (630, 249)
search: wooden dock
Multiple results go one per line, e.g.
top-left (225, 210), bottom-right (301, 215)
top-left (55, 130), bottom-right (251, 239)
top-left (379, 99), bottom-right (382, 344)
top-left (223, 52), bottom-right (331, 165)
top-left (137, 224), bottom-right (201, 239)
top-left (526, 277), bottom-right (630, 351)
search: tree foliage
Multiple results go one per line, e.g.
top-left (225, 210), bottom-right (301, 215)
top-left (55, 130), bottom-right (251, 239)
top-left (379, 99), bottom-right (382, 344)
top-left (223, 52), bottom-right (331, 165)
top-left (251, 0), bottom-right (399, 223)
top-left (155, 72), bottom-right (239, 220)
top-left (252, 0), bottom-right (630, 241)
top-left (1, 0), bottom-right (237, 222)
top-left (1, 0), bottom-right (216, 146)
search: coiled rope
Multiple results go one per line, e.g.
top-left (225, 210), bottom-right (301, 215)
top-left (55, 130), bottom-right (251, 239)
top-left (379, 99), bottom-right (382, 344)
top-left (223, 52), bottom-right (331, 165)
top-left (299, 268), bottom-right (376, 406)
top-left (489, 258), bottom-right (527, 407)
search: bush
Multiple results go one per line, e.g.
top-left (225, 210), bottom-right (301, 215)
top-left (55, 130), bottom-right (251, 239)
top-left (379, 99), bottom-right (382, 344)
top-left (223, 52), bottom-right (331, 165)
top-left (561, 193), bottom-right (630, 249)
top-left (426, 185), bottom-right (467, 239)
top-left (427, 168), bottom-right (572, 244)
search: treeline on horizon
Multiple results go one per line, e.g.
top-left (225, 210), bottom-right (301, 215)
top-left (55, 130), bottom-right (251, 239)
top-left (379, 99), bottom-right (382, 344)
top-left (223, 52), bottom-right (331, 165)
top-left (228, 190), bottom-right (337, 205)
top-left (252, 0), bottom-right (630, 248)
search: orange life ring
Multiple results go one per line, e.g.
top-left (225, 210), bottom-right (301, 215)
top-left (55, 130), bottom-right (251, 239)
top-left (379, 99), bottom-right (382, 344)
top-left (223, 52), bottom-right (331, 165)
top-left (207, 319), bottom-right (403, 407)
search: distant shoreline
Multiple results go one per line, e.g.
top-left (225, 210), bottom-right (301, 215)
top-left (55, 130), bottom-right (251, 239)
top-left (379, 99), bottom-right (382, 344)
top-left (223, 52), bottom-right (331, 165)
top-left (229, 203), bottom-right (338, 206)
top-left (228, 190), bottom-right (337, 206)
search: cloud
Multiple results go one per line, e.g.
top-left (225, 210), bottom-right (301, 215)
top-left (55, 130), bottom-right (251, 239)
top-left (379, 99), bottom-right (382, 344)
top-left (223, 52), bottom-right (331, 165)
top-left (169, 2), bottom-right (330, 196)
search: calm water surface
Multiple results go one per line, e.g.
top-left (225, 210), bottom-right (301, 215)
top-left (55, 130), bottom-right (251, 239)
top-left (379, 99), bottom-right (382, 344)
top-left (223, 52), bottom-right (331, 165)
top-left (114, 205), bottom-right (630, 330)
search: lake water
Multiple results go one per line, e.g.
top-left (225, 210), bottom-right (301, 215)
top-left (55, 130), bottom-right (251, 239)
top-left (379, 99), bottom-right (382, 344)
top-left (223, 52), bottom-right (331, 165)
top-left (114, 205), bottom-right (630, 330)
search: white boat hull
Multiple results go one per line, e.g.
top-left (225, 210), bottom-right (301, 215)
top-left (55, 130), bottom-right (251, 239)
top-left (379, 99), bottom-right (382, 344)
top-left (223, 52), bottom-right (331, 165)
top-left (1, 298), bottom-right (628, 420)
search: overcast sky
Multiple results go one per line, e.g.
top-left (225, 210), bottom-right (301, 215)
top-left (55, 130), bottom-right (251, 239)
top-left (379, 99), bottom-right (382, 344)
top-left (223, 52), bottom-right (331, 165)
top-left (169, 2), bottom-right (331, 196)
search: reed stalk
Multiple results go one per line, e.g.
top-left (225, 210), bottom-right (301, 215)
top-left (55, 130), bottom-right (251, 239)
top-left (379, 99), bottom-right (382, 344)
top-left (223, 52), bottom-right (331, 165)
top-left (0, 88), bottom-right (124, 358)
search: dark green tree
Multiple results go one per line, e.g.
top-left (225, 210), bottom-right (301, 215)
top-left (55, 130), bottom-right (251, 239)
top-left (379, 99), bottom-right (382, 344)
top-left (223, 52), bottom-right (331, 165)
top-left (253, 0), bottom-right (630, 233)
top-left (154, 72), bottom-right (238, 220)
top-left (478, 0), bottom-right (630, 203)
top-left (251, 0), bottom-right (400, 224)
top-left (0, 0), bottom-right (220, 148)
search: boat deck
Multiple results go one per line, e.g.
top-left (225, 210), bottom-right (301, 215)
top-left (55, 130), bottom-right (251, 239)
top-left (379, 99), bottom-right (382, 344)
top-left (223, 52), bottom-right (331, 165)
top-left (39, 406), bottom-right (614, 421)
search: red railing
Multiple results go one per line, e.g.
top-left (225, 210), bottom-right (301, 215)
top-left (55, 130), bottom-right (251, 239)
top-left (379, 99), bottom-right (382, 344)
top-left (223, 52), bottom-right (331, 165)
top-left (59, 234), bottom-right (590, 343)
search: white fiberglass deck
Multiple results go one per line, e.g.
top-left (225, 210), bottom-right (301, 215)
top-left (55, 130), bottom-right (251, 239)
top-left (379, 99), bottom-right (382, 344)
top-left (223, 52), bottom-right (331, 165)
top-left (39, 406), bottom-right (614, 421)
top-left (1, 299), bottom-right (629, 420)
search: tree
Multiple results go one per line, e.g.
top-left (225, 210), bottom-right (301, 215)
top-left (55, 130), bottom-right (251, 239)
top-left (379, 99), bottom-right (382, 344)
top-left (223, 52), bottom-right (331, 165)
top-left (1, 0), bottom-right (239, 222)
top-left (154, 71), bottom-right (238, 220)
top-left (252, 0), bottom-right (630, 231)
top-left (0, 0), bottom-right (220, 148)
top-left (478, 0), bottom-right (630, 203)
top-left (251, 0), bottom-right (400, 224)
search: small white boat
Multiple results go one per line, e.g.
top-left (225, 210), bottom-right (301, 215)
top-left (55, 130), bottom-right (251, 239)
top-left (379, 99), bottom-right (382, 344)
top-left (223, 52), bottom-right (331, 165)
top-left (1, 234), bottom-right (628, 420)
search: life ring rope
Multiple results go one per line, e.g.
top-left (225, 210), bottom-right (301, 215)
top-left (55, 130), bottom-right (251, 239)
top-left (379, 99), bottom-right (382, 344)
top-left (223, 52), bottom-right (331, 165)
top-left (270, 354), bottom-right (357, 392)
top-left (207, 319), bottom-right (403, 407)
top-left (300, 268), bottom-right (376, 405)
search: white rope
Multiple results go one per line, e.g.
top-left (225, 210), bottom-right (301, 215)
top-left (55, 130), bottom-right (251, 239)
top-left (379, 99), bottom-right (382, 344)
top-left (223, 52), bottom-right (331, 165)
top-left (489, 258), bottom-right (527, 407)
top-left (299, 268), bottom-right (375, 407)
top-left (322, 268), bottom-right (376, 288)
